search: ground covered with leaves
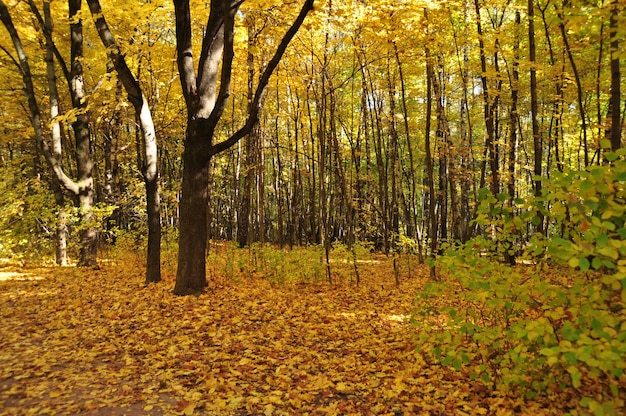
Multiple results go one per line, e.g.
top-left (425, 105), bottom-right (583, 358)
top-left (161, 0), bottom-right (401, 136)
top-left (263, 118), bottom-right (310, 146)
top-left (0, 251), bottom-right (603, 415)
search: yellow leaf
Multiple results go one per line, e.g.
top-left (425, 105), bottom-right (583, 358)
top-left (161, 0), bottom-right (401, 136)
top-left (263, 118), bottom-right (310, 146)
top-left (336, 381), bottom-right (351, 392)
top-left (264, 403), bottom-right (275, 416)
top-left (183, 403), bottom-right (196, 415)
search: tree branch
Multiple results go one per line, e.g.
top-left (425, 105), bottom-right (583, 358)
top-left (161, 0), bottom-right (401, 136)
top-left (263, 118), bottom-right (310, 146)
top-left (26, 0), bottom-right (72, 87)
top-left (206, 0), bottom-right (238, 130)
top-left (173, 0), bottom-right (197, 112)
top-left (211, 0), bottom-right (315, 156)
top-left (85, 0), bottom-right (143, 108)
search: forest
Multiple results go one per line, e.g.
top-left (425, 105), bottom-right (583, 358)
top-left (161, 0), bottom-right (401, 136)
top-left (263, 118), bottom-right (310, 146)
top-left (0, 0), bottom-right (624, 414)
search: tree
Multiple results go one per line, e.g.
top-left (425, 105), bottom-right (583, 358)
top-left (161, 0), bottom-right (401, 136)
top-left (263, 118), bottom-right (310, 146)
top-left (172, 0), bottom-right (315, 295)
top-left (424, 7), bottom-right (438, 279)
top-left (44, 0), bottom-right (68, 266)
top-left (85, 0), bottom-right (161, 283)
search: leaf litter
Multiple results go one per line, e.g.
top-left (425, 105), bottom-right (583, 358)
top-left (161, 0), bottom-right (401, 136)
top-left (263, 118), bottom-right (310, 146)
top-left (1, 257), bottom-right (570, 415)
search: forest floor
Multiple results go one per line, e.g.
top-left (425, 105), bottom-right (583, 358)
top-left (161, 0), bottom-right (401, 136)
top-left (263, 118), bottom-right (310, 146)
top-left (0, 250), bottom-right (585, 415)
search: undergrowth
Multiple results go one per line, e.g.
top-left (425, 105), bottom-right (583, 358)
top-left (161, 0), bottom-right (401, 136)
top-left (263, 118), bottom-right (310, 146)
top-left (413, 151), bottom-right (626, 415)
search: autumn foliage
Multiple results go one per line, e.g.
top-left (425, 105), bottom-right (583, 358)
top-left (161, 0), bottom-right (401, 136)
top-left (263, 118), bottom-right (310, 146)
top-left (1, 0), bottom-right (625, 414)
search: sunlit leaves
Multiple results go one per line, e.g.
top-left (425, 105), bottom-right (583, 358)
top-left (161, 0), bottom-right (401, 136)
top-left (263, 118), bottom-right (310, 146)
top-left (0, 254), bottom-right (458, 414)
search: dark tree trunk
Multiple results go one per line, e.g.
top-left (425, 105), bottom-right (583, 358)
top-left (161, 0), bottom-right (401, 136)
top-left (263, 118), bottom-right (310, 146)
top-left (238, 134), bottom-right (253, 248)
top-left (424, 8), bottom-right (438, 279)
top-left (393, 42), bottom-right (418, 244)
top-left (474, 0), bottom-right (499, 196)
top-left (145, 170), bottom-right (161, 283)
top-left (237, 20), bottom-right (257, 248)
top-left (608, 0), bottom-right (622, 152)
top-left (556, 1), bottom-right (588, 165)
top-left (504, 10), bottom-right (521, 267)
top-left (175, 128), bottom-right (211, 294)
top-left (539, 2), bottom-right (565, 173)
top-left (529, 0), bottom-right (544, 235)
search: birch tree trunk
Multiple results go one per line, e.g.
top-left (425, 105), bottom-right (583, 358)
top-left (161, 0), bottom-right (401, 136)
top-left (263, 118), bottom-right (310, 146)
top-left (44, 0), bottom-right (67, 266)
top-left (86, 0), bottom-right (161, 283)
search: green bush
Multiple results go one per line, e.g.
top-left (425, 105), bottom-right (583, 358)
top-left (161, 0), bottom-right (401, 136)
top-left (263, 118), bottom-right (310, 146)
top-left (413, 151), bottom-right (626, 414)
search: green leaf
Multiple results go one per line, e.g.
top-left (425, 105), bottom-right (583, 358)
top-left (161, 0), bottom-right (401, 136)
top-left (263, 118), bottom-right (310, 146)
top-left (539, 347), bottom-right (560, 357)
top-left (564, 351), bottom-right (578, 364)
top-left (569, 257), bottom-right (581, 268)
top-left (600, 139), bottom-right (612, 149)
top-left (596, 234), bottom-right (609, 247)
top-left (567, 366), bottom-right (582, 388)
top-left (579, 257), bottom-right (590, 271)
top-left (580, 180), bottom-right (594, 192)
top-left (562, 322), bottom-right (581, 342)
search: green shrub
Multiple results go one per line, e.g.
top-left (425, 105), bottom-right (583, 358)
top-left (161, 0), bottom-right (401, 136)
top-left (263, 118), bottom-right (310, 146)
top-left (413, 151), bottom-right (626, 414)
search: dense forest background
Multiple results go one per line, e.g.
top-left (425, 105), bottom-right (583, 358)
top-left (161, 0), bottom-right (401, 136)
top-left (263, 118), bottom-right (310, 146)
top-left (1, 0), bottom-right (622, 265)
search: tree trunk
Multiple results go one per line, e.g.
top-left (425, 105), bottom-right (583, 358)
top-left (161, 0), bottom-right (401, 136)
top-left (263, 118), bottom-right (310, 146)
top-left (86, 0), bottom-right (161, 282)
top-left (393, 42), bottom-right (418, 243)
top-left (596, 14), bottom-right (606, 158)
top-left (385, 48), bottom-right (400, 241)
top-left (504, 10), bottom-right (521, 266)
top-left (451, 0), bottom-right (473, 243)
top-left (306, 88), bottom-right (317, 244)
top-left (529, 0), bottom-right (544, 235)
top-left (424, 8), bottom-right (438, 279)
top-left (538, 2), bottom-right (565, 173)
top-left (44, 0), bottom-right (67, 266)
top-left (608, 0), bottom-right (622, 152)
top-left (237, 16), bottom-right (261, 248)
top-left (68, 0), bottom-right (98, 267)
top-left (555, 1), bottom-right (589, 165)
top-left (238, 132), bottom-right (253, 247)
top-left (256, 124), bottom-right (265, 244)
top-left (433, 53), bottom-right (450, 247)
top-left (175, 129), bottom-right (211, 294)
top-left (474, 0), bottom-right (499, 196)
